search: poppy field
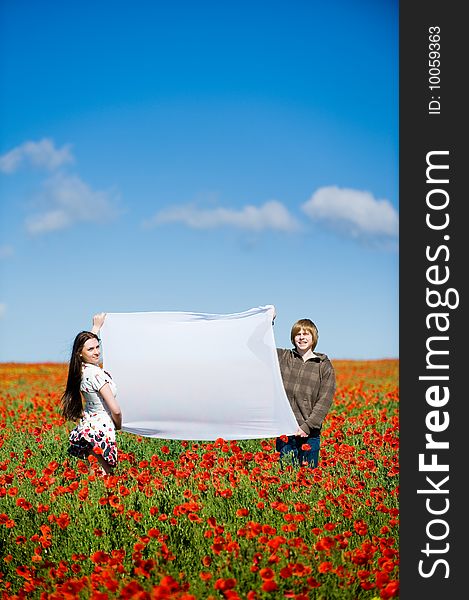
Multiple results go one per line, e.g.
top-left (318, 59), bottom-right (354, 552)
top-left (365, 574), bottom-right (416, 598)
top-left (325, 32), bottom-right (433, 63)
top-left (0, 361), bottom-right (399, 599)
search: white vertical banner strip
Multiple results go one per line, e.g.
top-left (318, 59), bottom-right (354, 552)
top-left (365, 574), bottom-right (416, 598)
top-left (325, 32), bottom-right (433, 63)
top-left (99, 305), bottom-right (298, 440)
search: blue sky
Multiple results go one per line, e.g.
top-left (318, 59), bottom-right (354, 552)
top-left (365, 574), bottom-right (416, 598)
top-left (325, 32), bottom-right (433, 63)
top-left (0, 0), bottom-right (398, 362)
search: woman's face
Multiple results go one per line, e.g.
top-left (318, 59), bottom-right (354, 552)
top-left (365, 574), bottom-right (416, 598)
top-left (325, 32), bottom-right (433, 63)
top-left (294, 328), bottom-right (314, 354)
top-left (80, 338), bottom-right (101, 365)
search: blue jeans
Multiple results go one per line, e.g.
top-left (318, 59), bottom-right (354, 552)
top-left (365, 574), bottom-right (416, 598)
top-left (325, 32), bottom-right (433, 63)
top-left (276, 434), bottom-right (321, 468)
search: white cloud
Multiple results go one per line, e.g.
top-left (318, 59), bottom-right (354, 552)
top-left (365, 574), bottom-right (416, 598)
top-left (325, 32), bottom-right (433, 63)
top-left (0, 138), bottom-right (74, 173)
top-left (0, 245), bottom-right (14, 259)
top-left (301, 186), bottom-right (399, 238)
top-left (145, 200), bottom-right (300, 233)
top-left (26, 173), bottom-right (121, 234)
top-left (0, 304), bottom-right (6, 318)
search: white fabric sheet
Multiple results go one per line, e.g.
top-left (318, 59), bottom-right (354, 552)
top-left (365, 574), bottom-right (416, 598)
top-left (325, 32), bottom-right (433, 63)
top-left (99, 305), bottom-right (298, 440)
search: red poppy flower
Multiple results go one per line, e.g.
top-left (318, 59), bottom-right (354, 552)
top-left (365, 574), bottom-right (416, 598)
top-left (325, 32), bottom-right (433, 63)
top-left (15, 565), bottom-right (32, 579)
top-left (380, 581), bottom-right (399, 599)
top-left (261, 580), bottom-right (278, 592)
top-left (147, 528), bottom-right (160, 538)
top-left (91, 550), bottom-right (109, 564)
top-left (259, 568), bottom-right (274, 580)
top-left (188, 513), bottom-right (202, 522)
top-left (120, 581), bottom-right (145, 598)
top-left (56, 513), bottom-right (71, 529)
top-left (16, 498), bottom-right (33, 510)
top-left (318, 561), bottom-right (333, 573)
top-left (214, 577), bottom-right (237, 591)
top-left (354, 519), bottom-right (368, 536)
top-left (134, 558), bottom-right (155, 578)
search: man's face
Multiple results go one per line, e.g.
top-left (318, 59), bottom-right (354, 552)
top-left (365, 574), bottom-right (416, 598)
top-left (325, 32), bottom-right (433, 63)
top-left (294, 328), bottom-right (313, 354)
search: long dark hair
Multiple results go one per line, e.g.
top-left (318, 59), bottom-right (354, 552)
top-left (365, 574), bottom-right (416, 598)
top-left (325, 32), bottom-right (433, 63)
top-left (61, 331), bottom-right (100, 421)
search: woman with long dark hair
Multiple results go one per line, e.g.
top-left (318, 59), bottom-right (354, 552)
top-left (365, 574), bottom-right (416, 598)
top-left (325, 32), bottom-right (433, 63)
top-left (61, 328), bottom-right (122, 474)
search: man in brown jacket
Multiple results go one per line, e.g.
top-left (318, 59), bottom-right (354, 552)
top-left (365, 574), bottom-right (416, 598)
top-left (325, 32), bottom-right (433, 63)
top-left (275, 317), bottom-right (336, 468)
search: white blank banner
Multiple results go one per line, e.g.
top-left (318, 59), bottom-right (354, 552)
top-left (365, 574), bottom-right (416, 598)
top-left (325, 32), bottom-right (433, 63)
top-left (100, 305), bottom-right (298, 440)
